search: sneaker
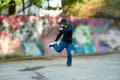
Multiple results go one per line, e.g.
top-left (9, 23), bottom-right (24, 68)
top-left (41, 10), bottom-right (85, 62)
top-left (67, 64), bottom-right (71, 67)
top-left (49, 42), bottom-right (57, 47)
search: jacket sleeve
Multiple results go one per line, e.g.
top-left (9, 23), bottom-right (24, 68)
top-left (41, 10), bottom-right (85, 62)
top-left (54, 31), bottom-right (62, 42)
top-left (62, 24), bottom-right (73, 33)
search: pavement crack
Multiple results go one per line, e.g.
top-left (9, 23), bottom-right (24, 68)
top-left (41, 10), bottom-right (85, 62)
top-left (19, 64), bottom-right (49, 80)
top-left (19, 66), bottom-right (45, 71)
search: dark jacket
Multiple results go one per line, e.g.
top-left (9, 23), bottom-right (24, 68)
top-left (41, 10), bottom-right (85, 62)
top-left (55, 24), bottom-right (73, 44)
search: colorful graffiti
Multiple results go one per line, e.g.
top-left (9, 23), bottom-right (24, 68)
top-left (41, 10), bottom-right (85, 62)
top-left (73, 22), bottom-right (94, 54)
top-left (0, 16), bottom-right (53, 56)
top-left (0, 16), bottom-right (120, 57)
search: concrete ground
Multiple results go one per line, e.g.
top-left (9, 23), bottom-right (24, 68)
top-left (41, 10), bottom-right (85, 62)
top-left (0, 53), bottom-right (120, 80)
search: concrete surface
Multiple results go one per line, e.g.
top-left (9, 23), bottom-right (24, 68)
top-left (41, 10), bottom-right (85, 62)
top-left (0, 53), bottom-right (120, 80)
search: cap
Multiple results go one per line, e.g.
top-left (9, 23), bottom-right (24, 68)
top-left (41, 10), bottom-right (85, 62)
top-left (59, 19), bottom-right (69, 25)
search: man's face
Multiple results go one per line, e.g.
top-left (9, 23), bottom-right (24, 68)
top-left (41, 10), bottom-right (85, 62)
top-left (59, 24), bottom-right (68, 28)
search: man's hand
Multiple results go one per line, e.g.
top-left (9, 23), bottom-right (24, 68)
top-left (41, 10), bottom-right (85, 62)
top-left (58, 27), bottom-right (64, 31)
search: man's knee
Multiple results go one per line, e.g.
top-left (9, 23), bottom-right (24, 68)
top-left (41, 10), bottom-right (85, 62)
top-left (56, 49), bottom-right (62, 53)
top-left (53, 45), bottom-right (64, 53)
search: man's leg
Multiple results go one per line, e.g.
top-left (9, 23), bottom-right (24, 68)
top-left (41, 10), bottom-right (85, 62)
top-left (52, 41), bottom-right (66, 53)
top-left (66, 44), bottom-right (72, 66)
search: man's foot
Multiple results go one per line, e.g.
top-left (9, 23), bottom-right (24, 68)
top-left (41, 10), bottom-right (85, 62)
top-left (67, 64), bottom-right (71, 67)
top-left (49, 42), bottom-right (57, 47)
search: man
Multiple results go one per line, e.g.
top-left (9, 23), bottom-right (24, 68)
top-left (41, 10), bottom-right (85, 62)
top-left (49, 19), bottom-right (73, 67)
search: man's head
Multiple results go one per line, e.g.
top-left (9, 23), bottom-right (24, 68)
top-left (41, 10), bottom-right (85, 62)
top-left (59, 19), bottom-right (69, 28)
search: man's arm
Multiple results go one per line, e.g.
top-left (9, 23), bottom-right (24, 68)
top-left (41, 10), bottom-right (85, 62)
top-left (54, 31), bottom-right (62, 42)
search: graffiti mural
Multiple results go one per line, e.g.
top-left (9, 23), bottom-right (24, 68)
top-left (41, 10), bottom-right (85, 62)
top-left (0, 16), bottom-right (53, 56)
top-left (0, 16), bottom-right (120, 57)
top-left (73, 21), bottom-right (94, 54)
top-left (72, 18), bottom-right (120, 54)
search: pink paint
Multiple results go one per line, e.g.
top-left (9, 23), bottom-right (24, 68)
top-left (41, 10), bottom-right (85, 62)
top-left (0, 16), bottom-right (114, 57)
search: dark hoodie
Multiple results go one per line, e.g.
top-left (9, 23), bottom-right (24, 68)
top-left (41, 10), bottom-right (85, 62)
top-left (55, 24), bottom-right (73, 44)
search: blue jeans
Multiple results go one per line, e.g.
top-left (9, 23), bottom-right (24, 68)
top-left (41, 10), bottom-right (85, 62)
top-left (53, 41), bottom-right (72, 65)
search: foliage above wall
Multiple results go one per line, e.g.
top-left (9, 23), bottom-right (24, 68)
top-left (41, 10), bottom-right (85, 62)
top-left (61, 0), bottom-right (120, 18)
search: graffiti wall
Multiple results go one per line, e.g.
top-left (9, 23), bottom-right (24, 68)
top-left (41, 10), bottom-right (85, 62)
top-left (0, 16), bottom-right (120, 57)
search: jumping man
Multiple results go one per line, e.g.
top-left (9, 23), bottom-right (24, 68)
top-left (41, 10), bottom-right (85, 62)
top-left (49, 19), bottom-right (73, 67)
